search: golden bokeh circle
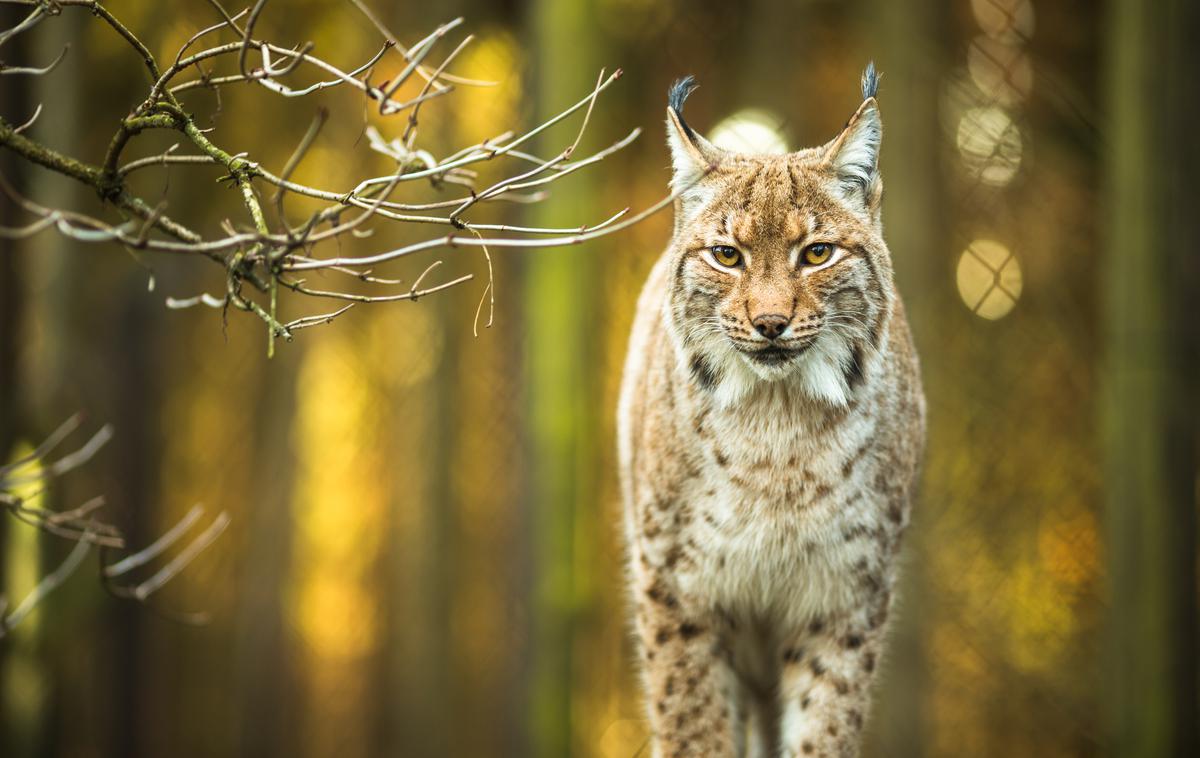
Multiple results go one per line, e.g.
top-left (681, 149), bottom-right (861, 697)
top-left (956, 239), bottom-right (1023, 319)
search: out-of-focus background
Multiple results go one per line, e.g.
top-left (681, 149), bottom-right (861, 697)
top-left (1, 0), bottom-right (1196, 756)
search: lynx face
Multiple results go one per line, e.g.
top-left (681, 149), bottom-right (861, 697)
top-left (664, 73), bottom-right (894, 407)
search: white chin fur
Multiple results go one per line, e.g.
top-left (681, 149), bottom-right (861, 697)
top-left (706, 332), bottom-right (853, 409)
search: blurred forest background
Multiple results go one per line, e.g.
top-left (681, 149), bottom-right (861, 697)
top-left (1, 0), bottom-right (1197, 757)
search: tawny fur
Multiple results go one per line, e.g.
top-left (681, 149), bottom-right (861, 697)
top-left (617, 69), bottom-right (925, 758)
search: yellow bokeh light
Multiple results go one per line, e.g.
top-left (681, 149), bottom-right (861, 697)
top-left (956, 239), bottom-right (1022, 319)
top-left (294, 575), bottom-right (379, 660)
top-left (708, 109), bottom-right (788, 155)
top-left (598, 718), bottom-right (649, 758)
top-left (1004, 559), bottom-right (1073, 675)
top-left (3, 444), bottom-right (44, 639)
top-left (970, 0), bottom-right (1035, 41)
top-left (967, 35), bottom-right (1033, 106)
top-left (1038, 509), bottom-right (1100, 590)
top-left (956, 106), bottom-right (1023, 187)
top-left (289, 327), bottom-right (386, 664)
top-left (453, 30), bottom-right (522, 148)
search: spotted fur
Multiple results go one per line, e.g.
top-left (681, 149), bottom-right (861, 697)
top-left (618, 68), bottom-right (925, 758)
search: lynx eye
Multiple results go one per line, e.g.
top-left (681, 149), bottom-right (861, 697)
top-left (710, 245), bottom-right (743, 268)
top-left (802, 243), bottom-right (834, 266)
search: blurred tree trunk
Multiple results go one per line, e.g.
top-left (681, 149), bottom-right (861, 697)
top-left (0, 3), bottom-right (25, 462)
top-left (524, 0), bottom-right (601, 754)
top-left (233, 353), bottom-right (300, 758)
top-left (1104, 0), bottom-right (1200, 755)
top-left (3, 8), bottom-right (86, 757)
top-left (0, 6), bottom-right (30, 757)
top-left (860, 0), bottom-right (947, 756)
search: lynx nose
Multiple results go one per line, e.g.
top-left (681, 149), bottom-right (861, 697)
top-left (751, 314), bottom-right (791, 340)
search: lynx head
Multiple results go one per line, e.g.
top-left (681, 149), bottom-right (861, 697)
top-left (664, 65), bottom-right (895, 408)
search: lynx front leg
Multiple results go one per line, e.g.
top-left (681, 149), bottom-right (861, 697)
top-left (777, 612), bottom-right (887, 758)
top-left (634, 574), bottom-right (738, 757)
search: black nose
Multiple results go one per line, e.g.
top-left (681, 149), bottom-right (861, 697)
top-left (752, 314), bottom-right (791, 340)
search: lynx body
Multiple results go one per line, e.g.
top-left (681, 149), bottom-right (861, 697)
top-left (617, 68), bottom-right (925, 758)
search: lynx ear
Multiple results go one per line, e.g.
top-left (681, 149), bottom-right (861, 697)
top-left (666, 76), bottom-right (724, 204)
top-left (823, 63), bottom-right (883, 210)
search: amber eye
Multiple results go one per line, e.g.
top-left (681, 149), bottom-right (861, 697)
top-left (802, 243), bottom-right (834, 266)
top-left (711, 245), bottom-right (742, 268)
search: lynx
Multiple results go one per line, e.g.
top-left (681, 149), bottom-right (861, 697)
top-left (616, 66), bottom-right (926, 758)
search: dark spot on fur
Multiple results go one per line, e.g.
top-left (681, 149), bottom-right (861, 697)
top-left (842, 524), bottom-right (871, 542)
top-left (810, 657), bottom-right (826, 676)
top-left (809, 619), bottom-right (825, 634)
top-left (861, 572), bottom-right (882, 593)
top-left (827, 724), bottom-right (839, 737)
top-left (714, 450), bottom-right (728, 467)
top-left (664, 545), bottom-right (683, 569)
top-left (868, 603), bottom-right (889, 630)
top-left (689, 354), bottom-right (719, 391)
top-left (849, 710), bottom-right (864, 730)
top-left (844, 634), bottom-right (864, 649)
top-left (783, 647), bottom-right (805, 664)
top-left (845, 344), bottom-right (865, 389)
top-left (835, 678), bottom-right (850, 695)
top-left (864, 652), bottom-right (876, 672)
top-left (802, 741), bottom-right (814, 754)
top-left (801, 695), bottom-right (811, 710)
top-left (842, 442), bottom-right (870, 477)
top-left (646, 582), bottom-right (679, 609)
top-left (679, 622), bottom-right (704, 640)
top-left (656, 628), bottom-right (672, 644)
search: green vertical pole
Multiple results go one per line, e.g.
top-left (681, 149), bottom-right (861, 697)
top-left (1104, 0), bottom-right (1199, 755)
top-left (525, 0), bottom-right (600, 754)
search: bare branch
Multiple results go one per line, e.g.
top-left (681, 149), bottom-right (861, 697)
top-left (0, 535), bottom-right (91, 638)
top-left (1, 420), bottom-right (231, 637)
top-left (0, 2), bottom-right (667, 355)
top-left (0, 43), bottom-right (68, 76)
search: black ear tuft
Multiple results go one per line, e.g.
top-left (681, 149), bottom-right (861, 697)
top-left (668, 76), bottom-right (699, 141)
top-left (860, 62), bottom-right (880, 100)
top-left (668, 76), bottom-right (698, 117)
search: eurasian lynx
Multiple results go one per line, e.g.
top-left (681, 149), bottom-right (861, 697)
top-left (617, 66), bottom-right (925, 758)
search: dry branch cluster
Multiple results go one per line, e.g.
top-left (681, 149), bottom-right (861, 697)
top-left (0, 0), bottom-right (666, 354)
top-left (0, 417), bottom-right (229, 639)
top-left (0, 0), bottom-right (665, 635)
